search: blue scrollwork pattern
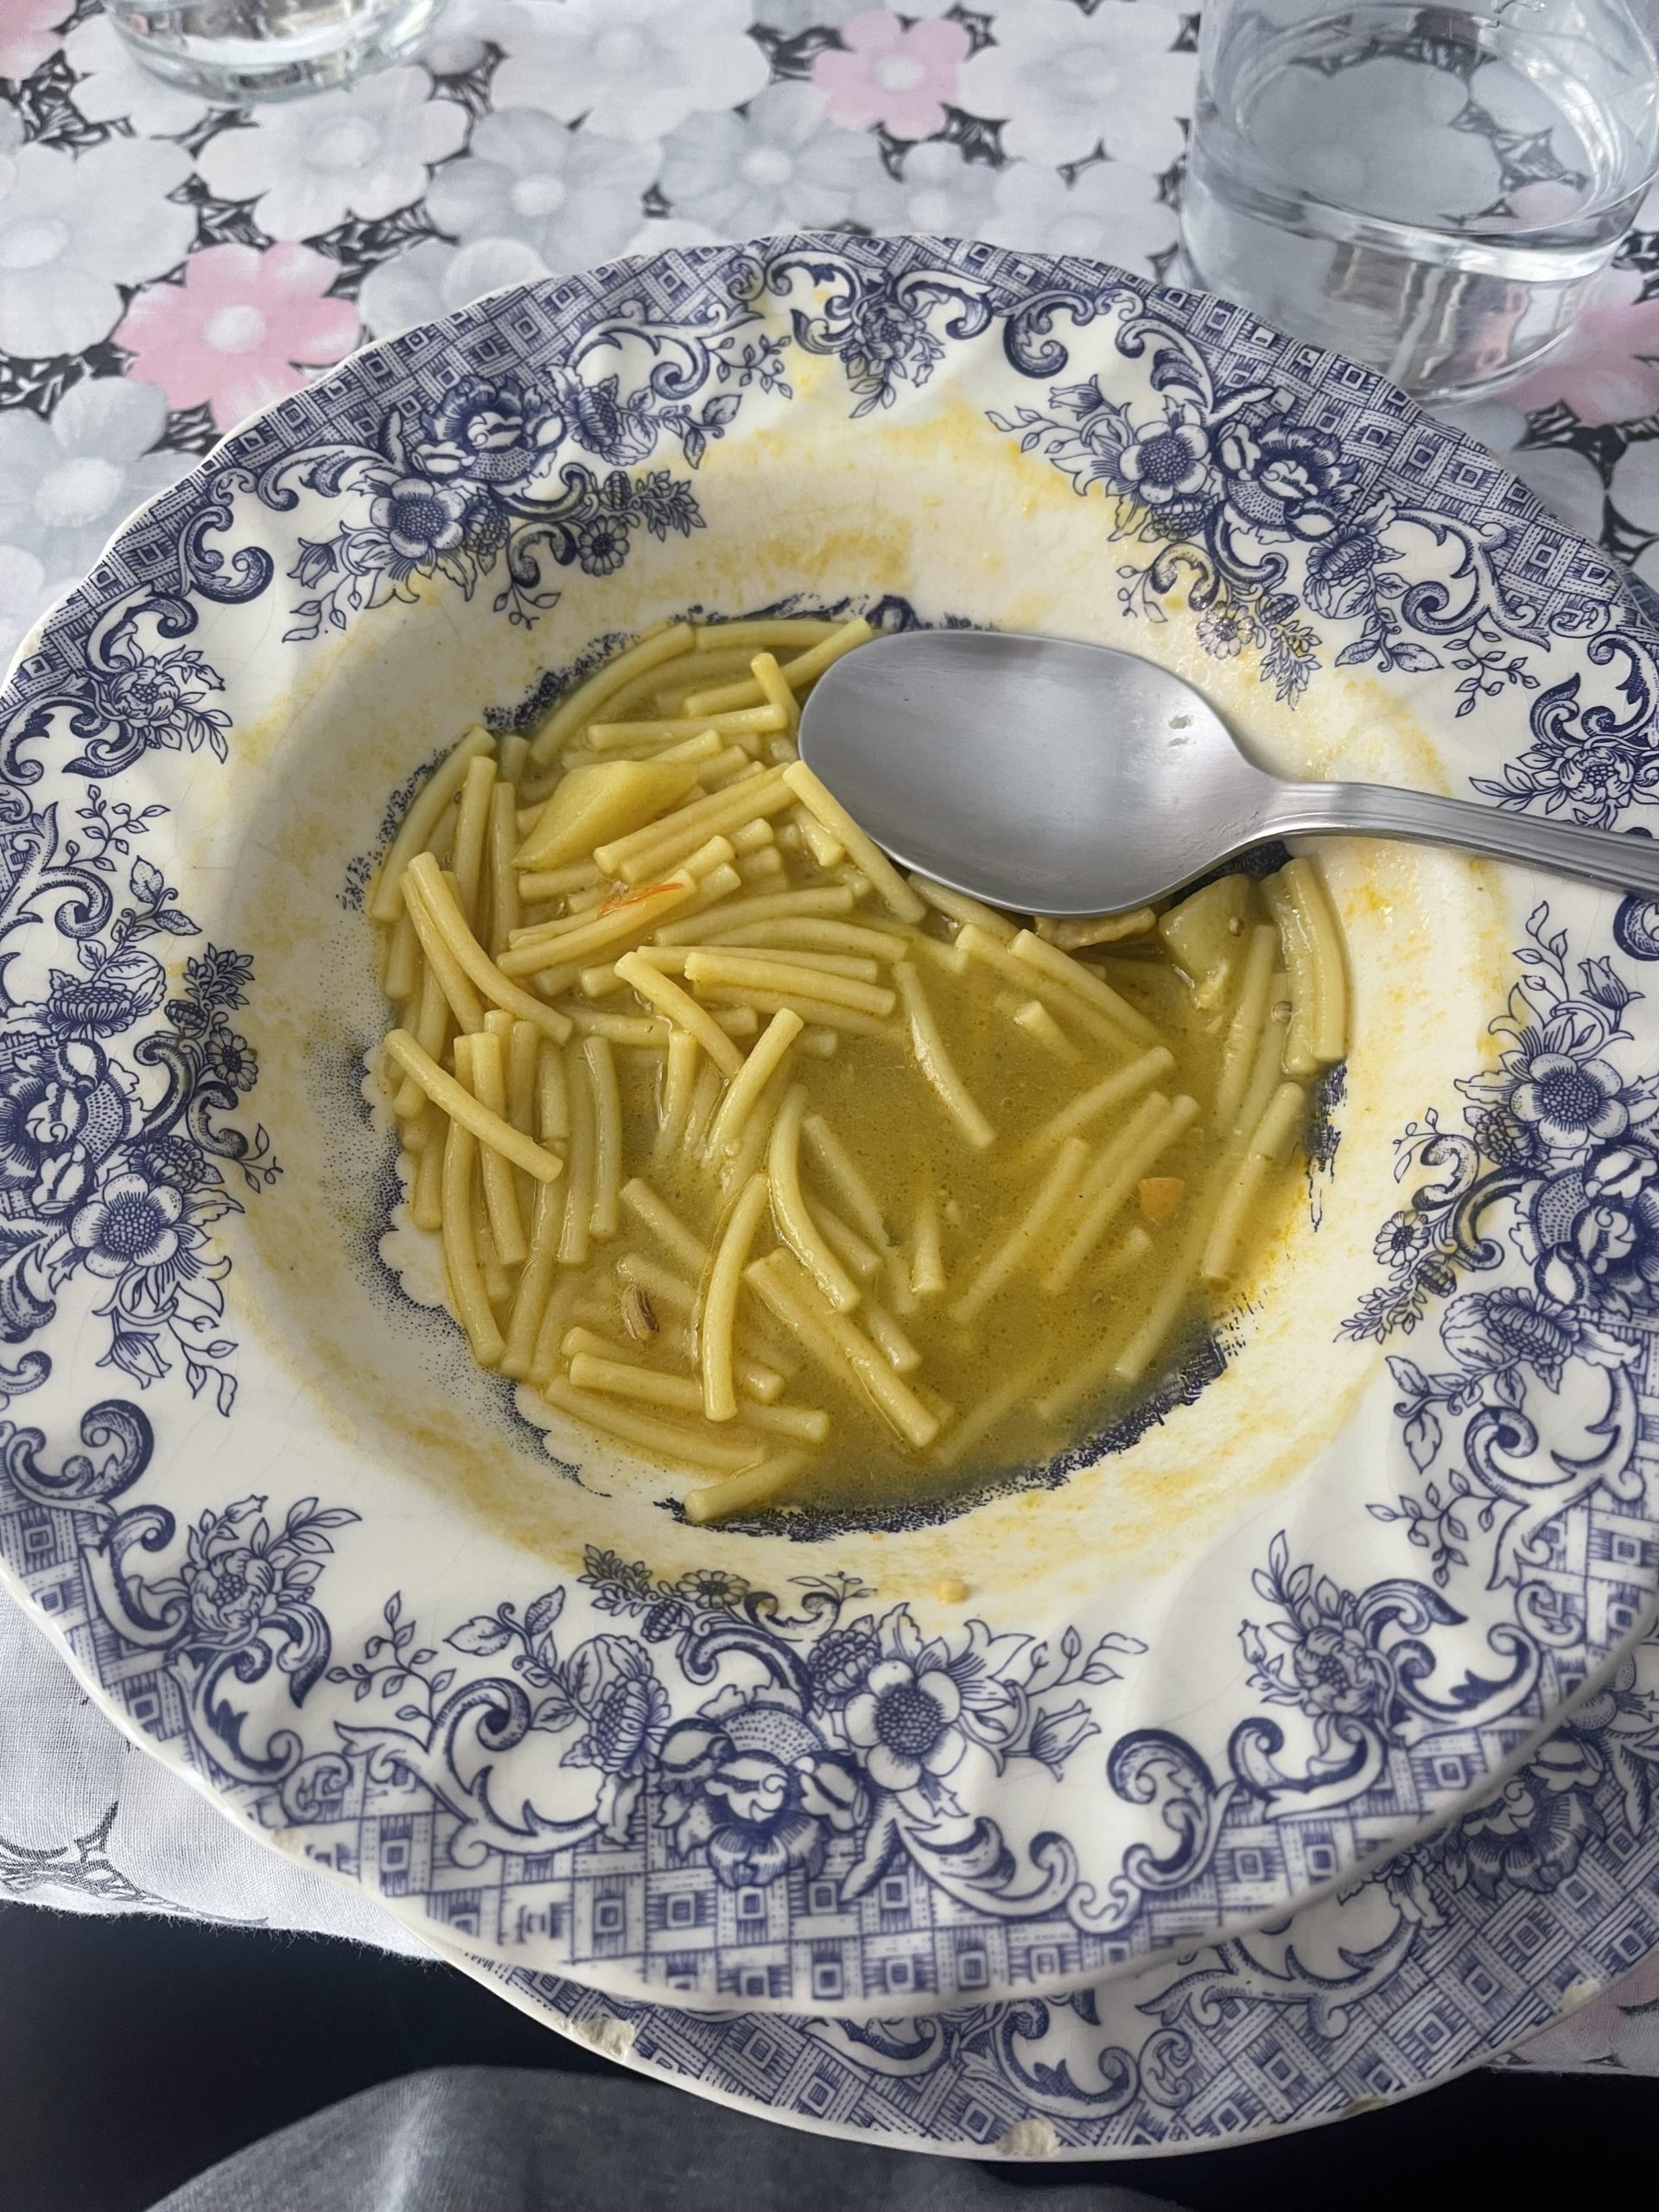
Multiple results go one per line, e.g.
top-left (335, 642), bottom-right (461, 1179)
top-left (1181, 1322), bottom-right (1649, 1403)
top-left (7, 236), bottom-right (1659, 2033)
top-left (1346, 904), bottom-right (1658, 1604)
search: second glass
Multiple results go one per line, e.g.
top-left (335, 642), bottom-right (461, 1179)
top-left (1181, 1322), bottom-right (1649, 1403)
top-left (1178, 0), bottom-right (1659, 401)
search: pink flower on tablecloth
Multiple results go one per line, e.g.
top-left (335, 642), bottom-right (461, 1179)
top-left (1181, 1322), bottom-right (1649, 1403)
top-left (114, 244), bottom-right (360, 433)
top-left (810, 11), bottom-right (969, 142)
top-left (0, 0), bottom-right (65, 81)
top-left (1505, 266), bottom-right (1659, 429)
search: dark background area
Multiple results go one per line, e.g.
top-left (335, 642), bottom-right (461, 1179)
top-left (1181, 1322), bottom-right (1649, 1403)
top-left (3, 1900), bottom-right (1653, 2211)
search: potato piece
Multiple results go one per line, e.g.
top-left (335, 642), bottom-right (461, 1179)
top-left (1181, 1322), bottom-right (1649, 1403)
top-left (1158, 875), bottom-right (1251, 1008)
top-left (516, 760), bottom-right (701, 870)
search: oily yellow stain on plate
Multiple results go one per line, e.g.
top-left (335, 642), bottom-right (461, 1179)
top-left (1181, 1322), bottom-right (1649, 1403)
top-left (205, 365), bottom-right (1519, 1626)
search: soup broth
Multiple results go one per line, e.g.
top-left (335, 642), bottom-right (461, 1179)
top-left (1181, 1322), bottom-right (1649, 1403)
top-left (372, 616), bottom-right (1347, 1522)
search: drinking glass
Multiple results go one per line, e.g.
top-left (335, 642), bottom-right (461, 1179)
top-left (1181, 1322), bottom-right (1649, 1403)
top-left (105, 0), bottom-right (451, 105)
top-left (1178, 0), bottom-right (1659, 400)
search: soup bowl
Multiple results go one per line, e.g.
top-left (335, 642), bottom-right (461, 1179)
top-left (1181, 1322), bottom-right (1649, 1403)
top-left (3, 234), bottom-right (1659, 2018)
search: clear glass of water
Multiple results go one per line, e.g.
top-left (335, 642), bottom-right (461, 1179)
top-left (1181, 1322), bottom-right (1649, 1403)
top-left (105, 0), bottom-right (451, 105)
top-left (1179, 0), bottom-right (1659, 401)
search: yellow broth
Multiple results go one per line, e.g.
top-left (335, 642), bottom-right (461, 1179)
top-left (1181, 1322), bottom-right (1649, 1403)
top-left (377, 618), bottom-right (1344, 1522)
top-left (584, 904), bottom-right (1302, 1515)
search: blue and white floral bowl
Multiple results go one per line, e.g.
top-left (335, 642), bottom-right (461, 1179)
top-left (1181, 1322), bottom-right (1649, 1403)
top-left (4, 234), bottom-right (1659, 2021)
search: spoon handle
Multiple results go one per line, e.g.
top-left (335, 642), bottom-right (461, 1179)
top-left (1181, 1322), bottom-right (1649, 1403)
top-left (1262, 779), bottom-right (1659, 897)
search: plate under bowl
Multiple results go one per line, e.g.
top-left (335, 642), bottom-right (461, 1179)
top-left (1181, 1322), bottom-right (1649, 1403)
top-left (3, 235), bottom-right (1659, 2019)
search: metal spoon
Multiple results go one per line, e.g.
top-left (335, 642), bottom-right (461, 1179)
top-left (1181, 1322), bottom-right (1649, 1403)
top-left (797, 628), bottom-right (1659, 916)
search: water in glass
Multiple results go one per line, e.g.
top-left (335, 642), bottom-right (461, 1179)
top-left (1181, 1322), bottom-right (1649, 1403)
top-left (1179, 0), bottom-right (1659, 399)
top-left (105, 0), bottom-right (449, 105)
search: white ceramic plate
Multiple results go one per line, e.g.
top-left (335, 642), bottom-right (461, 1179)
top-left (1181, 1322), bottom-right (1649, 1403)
top-left (431, 1621), bottom-right (1659, 2157)
top-left (3, 236), bottom-right (1659, 2018)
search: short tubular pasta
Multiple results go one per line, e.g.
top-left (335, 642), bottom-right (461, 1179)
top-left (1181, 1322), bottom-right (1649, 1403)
top-left (768, 1086), bottom-right (859, 1313)
top-left (385, 1031), bottom-right (564, 1184)
top-left (441, 1115), bottom-right (505, 1368)
top-left (528, 622), bottom-right (694, 766)
top-left (373, 619), bottom-right (1349, 1516)
top-left (405, 855), bottom-right (571, 1041)
top-left (1213, 925), bottom-right (1277, 1133)
top-left (615, 951), bottom-right (744, 1077)
top-left (372, 726), bottom-right (493, 925)
top-left (894, 963), bottom-right (994, 1148)
top-left (582, 1034), bottom-right (622, 1239)
top-left (1279, 858), bottom-right (1348, 1065)
top-left (700, 1170), bottom-right (772, 1423)
top-left (467, 1028), bottom-right (527, 1265)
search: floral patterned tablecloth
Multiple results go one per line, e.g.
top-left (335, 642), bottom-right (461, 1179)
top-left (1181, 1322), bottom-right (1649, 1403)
top-left (5, 0), bottom-right (1659, 2082)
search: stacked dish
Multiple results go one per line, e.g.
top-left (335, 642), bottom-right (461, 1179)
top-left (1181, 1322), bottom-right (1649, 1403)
top-left (4, 235), bottom-right (1659, 2158)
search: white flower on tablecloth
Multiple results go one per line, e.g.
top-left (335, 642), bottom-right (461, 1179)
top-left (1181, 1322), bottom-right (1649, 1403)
top-left (982, 159), bottom-right (1177, 274)
top-left (0, 378), bottom-right (188, 586)
top-left (0, 137), bottom-right (195, 359)
top-left (415, 0), bottom-right (528, 75)
top-left (658, 80), bottom-right (891, 237)
top-left (1515, 1948), bottom-right (1659, 2070)
top-left (1247, 55), bottom-right (1497, 226)
top-left (956, 0), bottom-right (1192, 170)
top-left (358, 234), bottom-right (550, 339)
top-left (491, 0), bottom-right (767, 145)
top-left (426, 110), bottom-right (657, 272)
top-left (197, 65), bottom-right (469, 241)
top-left (861, 138), bottom-right (1000, 238)
top-left (62, 10), bottom-right (212, 137)
top-left (0, 544), bottom-right (55, 671)
top-left (626, 215), bottom-right (724, 256)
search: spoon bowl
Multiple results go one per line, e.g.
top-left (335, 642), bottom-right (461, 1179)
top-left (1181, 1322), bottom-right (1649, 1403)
top-left (798, 627), bottom-right (1659, 914)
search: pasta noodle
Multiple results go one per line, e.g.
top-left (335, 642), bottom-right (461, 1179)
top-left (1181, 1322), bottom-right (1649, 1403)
top-left (1262, 871), bottom-right (1321, 1078)
top-left (768, 1086), bottom-right (859, 1313)
top-left (1213, 924), bottom-right (1277, 1132)
top-left (1279, 858), bottom-right (1348, 1066)
top-left (558, 1039), bottom-right (595, 1267)
top-left (385, 1031), bottom-right (563, 1184)
top-left (583, 1034), bottom-right (622, 1238)
top-left (1012, 998), bottom-right (1080, 1061)
top-left (684, 949), bottom-right (895, 1018)
top-left (372, 617), bottom-right (1349, 1519)
top-left (782, 762), bottom-right (925, 923)
top-left (701, 1171), bottom-right (772, 1421)
top-left (466, 1028), bottom-right (527, 1265)
top-left (371, 726), bottom-right (493, 925)
top-left (451, 753), bottom-right (496, 927)
top-left (910, 1192), bottom-right (944, 1297)
top-left (682, 1453), bottom-right (811, 1526)
top-left (528, 622), bottom-right (694, 766)
top-left (894, 963), bottom-right (994, 1148)
top-left (405, 855), bottom-right (571, 1041)
top-left (440, 1114), bottom-right (505, 1368)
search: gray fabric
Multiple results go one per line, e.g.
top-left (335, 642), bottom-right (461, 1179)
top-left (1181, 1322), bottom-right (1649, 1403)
top-left (146, 2069), bottom-right (1189, 2212)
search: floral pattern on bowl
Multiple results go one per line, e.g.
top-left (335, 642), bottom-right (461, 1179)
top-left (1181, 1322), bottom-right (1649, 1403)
top-left (3, 235), bottom-right (1659, 2021)
top-left (425, 1624), bottom-right (1659, 2154)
